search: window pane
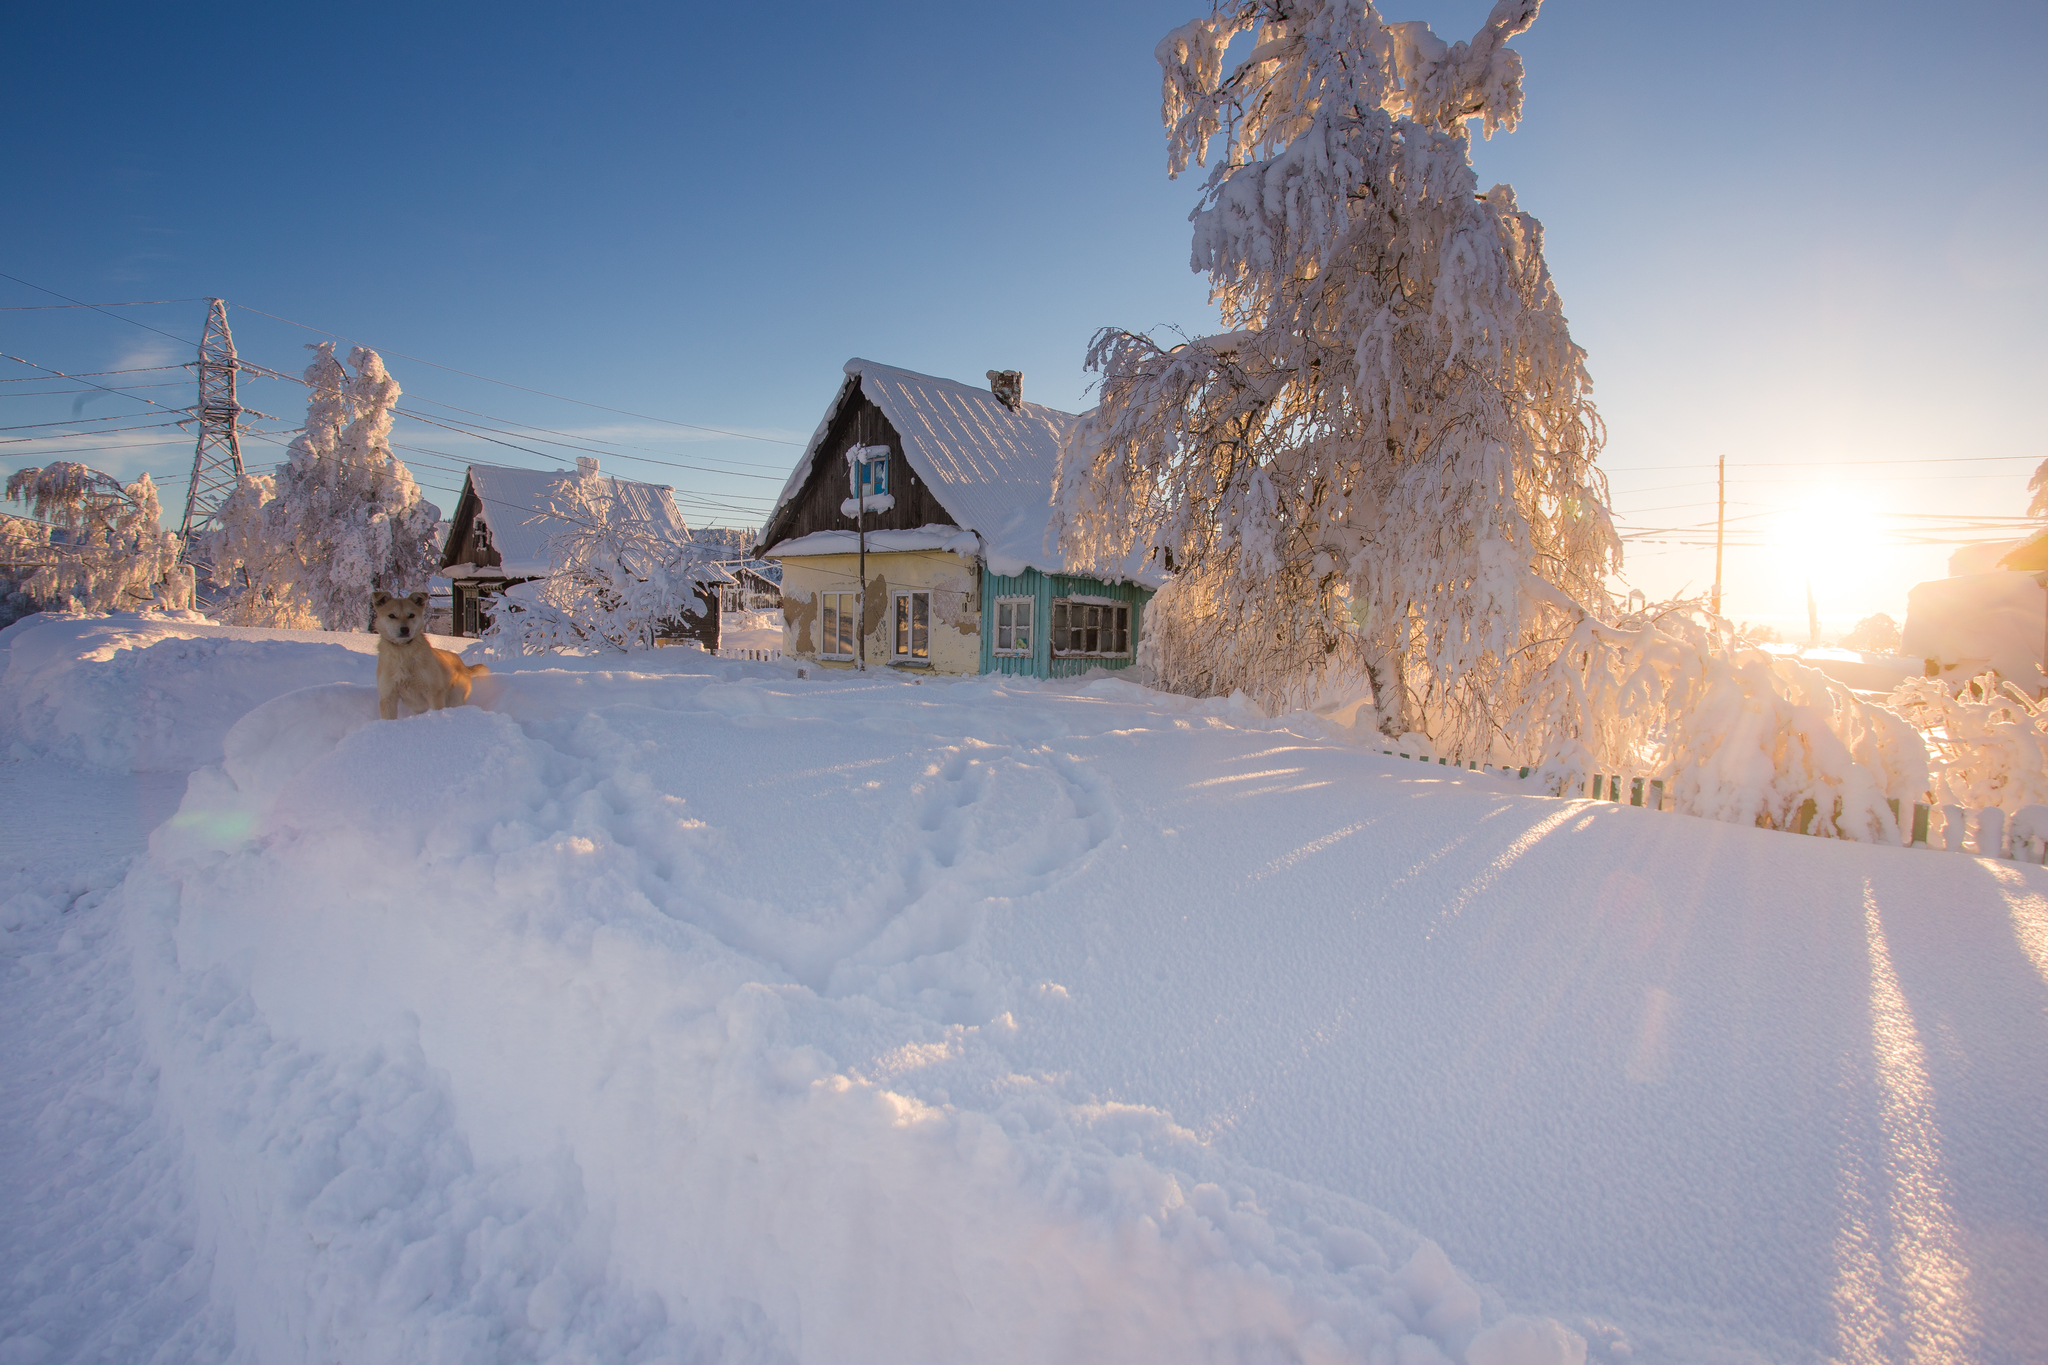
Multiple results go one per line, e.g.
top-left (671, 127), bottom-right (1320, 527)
top-left (1052, 602), bottom-right (1068, 653)
top-left (895, 596), bottom-right (908, 655)
top-left (997, 602), bottom-right (1012, 652)
top-left (913, 593), bottom-right (929, 658)
top-left (839, 596), bottom-right (854, 654)
top-left (1084, 605), bottom-right (1100, 655)
top-left (1117, 606), bottom-right (1130, 654)
top-left (1015, 600), bottom-right (1031, 651)
top-left (822, 600), bottom-right (838, 653)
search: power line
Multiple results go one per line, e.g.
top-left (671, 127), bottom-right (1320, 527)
top-left (0, 419), bottom-right (191, 445)
top-left (404, 395), bottom-right (787, 473)
top-left (0, 298), bottom-right (200, 311)
top-left (232, 302), bottom-right (802, 447)
top-left (0, 272), bottom-right (199, 347)
top-left (0, 366), bottom-right (192, 384)
top-left (0, 381), bottom-right (195, 398)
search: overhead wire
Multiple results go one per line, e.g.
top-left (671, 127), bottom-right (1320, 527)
top-left (0, 298), bottom-right (200, 311)
top-left (232, 302), bottom-right (803, 447)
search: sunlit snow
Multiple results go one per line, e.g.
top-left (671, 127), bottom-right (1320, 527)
top-left (2, 613), bottom-right (2044, 1363)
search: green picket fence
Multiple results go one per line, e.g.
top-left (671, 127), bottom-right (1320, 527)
top-left (1376, 748), bottom-right (2048, 864)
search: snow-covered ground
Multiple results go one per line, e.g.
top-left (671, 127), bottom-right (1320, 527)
top-left (2, 613), bottom-right (2044, 1364)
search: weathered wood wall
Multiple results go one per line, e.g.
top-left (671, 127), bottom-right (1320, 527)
top-left (755, 386), bottom-right (953, 549)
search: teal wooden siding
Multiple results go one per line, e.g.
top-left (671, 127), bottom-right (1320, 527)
top-left (979, 568), bottom-right (1152, 679)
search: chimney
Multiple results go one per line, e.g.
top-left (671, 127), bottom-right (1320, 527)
top-left (986, 370), bottom-right (1022, 409)
top-left (576, 456), bottom-right (599, 476)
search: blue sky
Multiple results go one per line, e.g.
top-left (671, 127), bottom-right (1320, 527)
top-left (6, 0), bottom-right (2045, 633)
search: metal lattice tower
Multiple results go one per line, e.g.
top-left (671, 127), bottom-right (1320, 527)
top-left (177, 298), bottom-right (246, 556)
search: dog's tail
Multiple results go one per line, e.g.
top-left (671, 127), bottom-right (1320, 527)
top-left (465, 661), bottom-right (491, 677)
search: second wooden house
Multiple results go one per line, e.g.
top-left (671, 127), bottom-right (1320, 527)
top-left (437, 457), bottom-right (727, 650)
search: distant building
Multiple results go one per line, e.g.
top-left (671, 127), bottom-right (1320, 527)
top-left (436, 458), bottom-right (727, 650)
top-left (754, 359), bottom-right (1160, 677)
top-left (1901, 537), bottom-right (2047, 688)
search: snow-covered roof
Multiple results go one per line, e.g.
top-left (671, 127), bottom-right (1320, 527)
top-left (767, 525), bottom-right (980, 559)
top-left (769, 359), bottom-right (1158, 584)
top-left (448, 463), bottom-right (692, 579)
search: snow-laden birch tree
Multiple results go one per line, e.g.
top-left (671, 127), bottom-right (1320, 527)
top-left (257, 343), bottom-right (441, 630)
top-left (3, 463), bottom-right (191, 612)
top-left (1053, 0), bottom-right (1615, 758)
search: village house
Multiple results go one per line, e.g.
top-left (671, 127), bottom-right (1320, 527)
top-left (437, 457), bottom-right (726, 649)
top-left (753, 359), bottom-right (1159, 677)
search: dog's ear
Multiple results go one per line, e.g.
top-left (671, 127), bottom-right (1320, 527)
top-left (408, 590), bottom-right (428, 606)
top-left (372, 591), bottom-right (391, 607)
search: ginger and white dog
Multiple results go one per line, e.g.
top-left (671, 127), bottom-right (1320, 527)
top-left (372, 590), bottom-right (489, 719)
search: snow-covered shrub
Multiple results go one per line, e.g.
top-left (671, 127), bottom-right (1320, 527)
top-left (479, 469), bottom-right (726, 656)
top-left (1515, 604), bottom-right (1929, 840)
top-left (1054, 0), bottom-right (1614, 757)
top-left (261, 343), bottom-right (441, 631)
top-left (1889, 671), bottom-right (2048, 811)
top-left (3, 462), bottom-right (190, 613)
top-left (1839, 612), bottom-right (1902, 654)
top-left (200, 473), bottom-right (320, 628)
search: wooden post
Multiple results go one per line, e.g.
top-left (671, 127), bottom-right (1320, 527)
top-left (1712, 454), bottom-right (1725, 618)
top-left (1650, 779), bottom-right (1665, 811)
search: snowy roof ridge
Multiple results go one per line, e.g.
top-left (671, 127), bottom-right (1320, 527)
top-left (459, 463), bottom-right (692, 579)
top-left (767, 358), bottom-right (1155, 583)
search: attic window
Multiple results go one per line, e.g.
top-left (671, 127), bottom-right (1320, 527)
top-left (847, 443), bottom-right (889, 500)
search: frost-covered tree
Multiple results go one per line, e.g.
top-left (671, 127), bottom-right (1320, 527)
top-left (3, 462), bottom-right (191, 613)
top-left (1892, 671), bottom-right (2048, 812)
top-left (479, 469), bottom-right (727, 655)
top-left (265, 343), bottom-right (442, 629)
top-left (1514, 602), bottom-right (1928, 840)
top-left (1053, 0), bottom-right (1614, 758)
top-left (200, 472), bottom-right (319, 628)
top-left (1839, 611), bottom-right (1902, 654)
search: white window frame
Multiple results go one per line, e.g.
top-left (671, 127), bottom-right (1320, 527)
top-left (993, 596), bottom-right (1035, 656)
top-left (892, 590), bottom-right (931, 663)
top-left (1049, 599), bottom-right (1132, 658)
top-left (818, 591), bottom-right (858, 659)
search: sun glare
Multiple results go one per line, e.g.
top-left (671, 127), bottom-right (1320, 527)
top-left (1765, 490), bottom-right (1889, 623)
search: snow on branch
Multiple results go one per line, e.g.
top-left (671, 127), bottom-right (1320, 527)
top-left (1055, 0), bottom-right (1611, 757)
top-left (207, 342), bottom-right (441, 629)
top-left (479, 468), bottom-right (725, 656)
top-left (1512, 603), bottom-right (1928, 841)
top-left (3, 462), bottom-right (190, 613)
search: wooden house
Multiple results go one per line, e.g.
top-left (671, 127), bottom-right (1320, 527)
top-left (437, 457), bottom-right (726, 649)
top-left (718, 562), bottom-right (783, 613)
top-left (754, 359), bottom-right (1159, 677)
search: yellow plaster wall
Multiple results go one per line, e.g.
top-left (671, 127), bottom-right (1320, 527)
top-left (775, 551), bottom-right (981, 674)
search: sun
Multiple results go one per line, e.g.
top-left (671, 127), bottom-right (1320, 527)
top-left (1765, 489), bottom-right (1886, 617)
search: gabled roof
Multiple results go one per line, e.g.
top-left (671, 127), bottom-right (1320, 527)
top-left (443, 463), bottom-right (698, 580)
top-left (767, 358), bottom-right (1148, 580)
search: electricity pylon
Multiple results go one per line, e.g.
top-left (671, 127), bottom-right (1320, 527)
top-left (177, 298), bottom-right (246, 558)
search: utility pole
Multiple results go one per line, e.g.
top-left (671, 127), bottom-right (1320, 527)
top-left (1711, 454), bottom-right (1725, 618)
top-left (849, 443), bottom-right (886, 672)
top-left (177, 299), bottom-right (247, 566)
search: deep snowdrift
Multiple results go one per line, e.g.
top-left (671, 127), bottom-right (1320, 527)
top-left (3, 613), bottom-right (2045, 1364)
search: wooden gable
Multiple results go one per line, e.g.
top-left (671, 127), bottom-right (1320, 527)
top-left (755, 384), bottom-right (956, 551)
top-left (439, 474), bottom-right (502, 573)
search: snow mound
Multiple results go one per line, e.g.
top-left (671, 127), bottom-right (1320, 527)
top-left (128, 661), bottom-right (1551, 1364)
top-left (0, 614), bottom-right (386, 773)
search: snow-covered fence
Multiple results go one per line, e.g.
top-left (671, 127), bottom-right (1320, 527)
top-left (717, 646), bottom-right (781, 662)
top-left (1379, 747), bottom-right (2048, 863)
